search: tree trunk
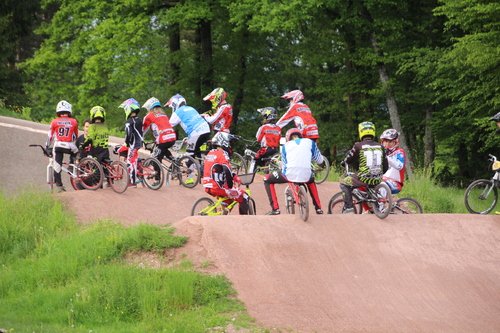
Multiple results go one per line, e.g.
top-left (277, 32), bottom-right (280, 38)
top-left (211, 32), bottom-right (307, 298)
top-left (231, 30), bottom-right (249, 132)
top-left (370, 34), bottom-right (414, 179)
top-left (168, 23), bottom-right (180, 86)
top-left (424, 103), bottom-right (435, 169)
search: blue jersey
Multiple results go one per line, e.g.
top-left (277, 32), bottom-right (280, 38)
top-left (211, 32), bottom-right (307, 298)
top-left (170, 105), bottom-right (210, 137)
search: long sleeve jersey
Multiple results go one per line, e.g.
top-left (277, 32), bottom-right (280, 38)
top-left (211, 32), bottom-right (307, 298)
top-left (125, 116), bottom-right (143, 149)
top-left (170, 105), bottom-right (210, 138)
top-left (142, 112), bottom-right (176, 144)
top-left (82, 122), bottom-right (110, 162)
top-left (46, 116), bottom-right (79, 149)
top-left (202, 149), bottom-right (234, 189)
top-left (202, 103), bottom-right (233, 133)
top-left (255, 123), bottom-right (282, 148)
top-left (281, 138), bottom-right (324, 183)
top-left (383, 147), bottom-right (405, 185)
top-left (343, 138), bottom-right (388, 185)
top-left (276, 103), bottom-right (319, 139)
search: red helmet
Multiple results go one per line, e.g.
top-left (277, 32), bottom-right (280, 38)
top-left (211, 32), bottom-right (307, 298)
top-left (285, 128), bottom-right (302, 142)
top-left (281, 90), bottom-right (304, 105)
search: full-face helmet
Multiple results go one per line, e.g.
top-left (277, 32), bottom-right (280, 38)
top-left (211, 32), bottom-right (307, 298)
top-left (164, 94), bottom-right (186, 111)
top-left (358, 122), bottom-right (376, 140)
top-left (119, 98), bottom-right (141, 119)
top-left (285, 128), bottom-right (302, 142)
top-left (142, 97), bottom-right (161, 111)
top-left (489, 112), bottom-right (500, 122)
top-left (281, 90), bottom-right (304, 106)
top-left (258, 107), bottom-right (278, 123)
top-left (203, 88), bottom-right (226, 109)
top-left (90, 106), bottom-right (106, 122)
top-left (380, 129), bottom-right (399, 154)
top-left (56, 100), bottom-right (72, 114)
top-left (211, 131), bottom-right (238, 151)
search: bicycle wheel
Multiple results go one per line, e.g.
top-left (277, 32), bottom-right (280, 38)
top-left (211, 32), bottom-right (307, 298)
top-left (298, 185), bottom-right (309, 221)
top-left (248, 197), bottom-right (256, 215)
top-left (230, 152), bottom-right (247, 175)
top-left (372, 183), bottom-right (392, 219)
top-left (108, 161), bottom-right (129, 194)
top-left (284, 186), bottom-right (295, 214)
top-left (313, 155), bottom-right (330, 184)
top-left (141, 157), bottom-right (164, 190)
top-left (464, 179), bottom-right (498, 214)
top-left (327, 191), bottom-right (363, 214)
top-left (392, 197), bottom-right (423, 214)
top-left (175, 156), bottom-right (201, 188)
top-left (78, 157), bottom-right (103, 190)
top-left (191, 197), bottom-right (215, 216)
top-left (47, 165), bottom-right (55, 191)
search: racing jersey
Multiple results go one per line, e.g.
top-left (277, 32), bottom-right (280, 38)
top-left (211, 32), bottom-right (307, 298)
top-left (276, 102), bottom-right (319, 139)
top-left (383, 147), bottom-right (405, 185)
top-left (82, 122), bottom-right (110, 162)
top-left (281, 138), bottom-right (324, 183)
top-left (125, 116), bottom-right (143, 150)
top-left (46, 116), bottom-right (79, 152)
top-left (170, 105), bottom-right (210, 138)
top-left (202, 103), bottom-right (233, 133)
top-left (255, 123), bottom-right (281, 148)
top-left (343, 138), bottom-right (388, 185)
top-left (202, 149), bottom-right (234, 189)
top-left (142, 112), bottom-right (176, 144)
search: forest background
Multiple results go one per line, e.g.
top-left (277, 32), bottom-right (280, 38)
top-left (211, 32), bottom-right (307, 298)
top-left (1, 0), bottom-right (499, 186)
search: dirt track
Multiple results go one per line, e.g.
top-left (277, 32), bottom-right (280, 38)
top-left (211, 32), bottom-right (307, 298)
top-left (3, 116), bottom-right (500, 332)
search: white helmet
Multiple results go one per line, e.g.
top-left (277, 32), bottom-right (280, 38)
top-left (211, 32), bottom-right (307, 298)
top-left (142, 97), bottom-right (161, 111)
top-left (56, 100), bottom-right (72, 114)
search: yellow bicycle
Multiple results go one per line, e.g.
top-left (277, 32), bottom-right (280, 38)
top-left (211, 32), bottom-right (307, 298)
top-left (190, 173), bottom-right (257, 215)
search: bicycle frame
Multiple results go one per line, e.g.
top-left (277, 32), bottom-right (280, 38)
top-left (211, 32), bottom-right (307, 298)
top-left (285, 182), bottom-right (309, 221)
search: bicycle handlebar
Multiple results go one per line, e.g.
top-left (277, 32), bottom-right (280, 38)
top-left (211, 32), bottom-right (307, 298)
top-left (29, 144), bottom-right (52, 157)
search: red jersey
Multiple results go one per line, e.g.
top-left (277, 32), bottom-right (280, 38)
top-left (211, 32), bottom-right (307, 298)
top-left (46, 116), bottom-right (78, 147)
top-left (255, 124), bottom-right (282, 148)
top-left (202, 149), bottom-right (233, 189)
top-left (203, 103), bottom-right (233, 133)
top-left (142, 112), bottom-right (176, 144)
top-left (276, 102), bottom-right (319, 139)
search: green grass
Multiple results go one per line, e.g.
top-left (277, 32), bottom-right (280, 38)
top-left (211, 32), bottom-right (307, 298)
top-left (327, 166), bottom-right (472, 214)
top-left (0, 190), bottom-right (264, 333)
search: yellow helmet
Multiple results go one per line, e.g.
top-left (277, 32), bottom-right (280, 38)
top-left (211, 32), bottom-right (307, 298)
top-left (358, 121), bottom-right (375, 140)
top-left (90, 106), bottom-right (106, 122)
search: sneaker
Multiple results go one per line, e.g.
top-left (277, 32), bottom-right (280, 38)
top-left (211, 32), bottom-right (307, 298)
top-left (152, 180), bottom-right (161, 187)
top-left (184, 178), bottom-right (194, 185)
top-left (316, 208), bottom-right (324, 214)
top-left (56, 185), bottom-right (66, 192)
top-left (265, 209), bottom-right (280, 215)
top-left (128, 183), bottom-right (137, 188)
top-left (342, 207), bottom-right (354, 214)
top-left (495, 211), bottom-right (500, 215)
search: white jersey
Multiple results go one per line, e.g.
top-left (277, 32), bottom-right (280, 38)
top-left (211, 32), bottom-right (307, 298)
top-left (170, 105), bottom-right (210, 138)
top-left (281, 138), bottom-right (323, 182)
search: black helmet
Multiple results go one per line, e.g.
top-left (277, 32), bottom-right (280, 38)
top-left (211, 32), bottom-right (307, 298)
top-left (258, 107), bottom-right (278, 122)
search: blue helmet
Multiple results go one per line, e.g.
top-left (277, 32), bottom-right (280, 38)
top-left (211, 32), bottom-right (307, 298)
top-left (165, 94), bottom-right (186, 111)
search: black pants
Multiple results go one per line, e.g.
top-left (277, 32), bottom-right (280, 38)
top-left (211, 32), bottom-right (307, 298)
top-left (152, 141), bottom-right (175, 162)
top-left (54, 147), bottom-right (76, 187)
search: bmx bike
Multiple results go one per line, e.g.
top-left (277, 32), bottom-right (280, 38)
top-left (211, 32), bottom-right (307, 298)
top-left (464, 154), bottom-right (500, 214)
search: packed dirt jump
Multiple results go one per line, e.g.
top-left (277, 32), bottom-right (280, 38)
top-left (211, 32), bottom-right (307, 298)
top-left (2, 116), bottom-right (500, 332)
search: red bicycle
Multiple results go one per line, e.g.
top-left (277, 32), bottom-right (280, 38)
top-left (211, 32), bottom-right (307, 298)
top-left (284, 182), bottom-right (309, 221)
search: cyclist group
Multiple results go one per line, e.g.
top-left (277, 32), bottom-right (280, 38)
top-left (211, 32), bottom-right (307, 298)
top-left (45, 88), bottom-right (406, 216)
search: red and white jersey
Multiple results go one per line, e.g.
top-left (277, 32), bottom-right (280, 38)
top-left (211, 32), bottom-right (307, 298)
top-left (46, 116), bottom-right (78, 147)
top-left (202, 149), bottom-right (233, 189)
top-left (203, 103), bottom-right (233, 133)
top-left (142, 112), bottom-right (176, 144)
top-left (276, 102), bottom-right (319, 139)
top-left (383, 147), bottom-right (405, 185)
top-left (255, 124), bottom-right (282, 148)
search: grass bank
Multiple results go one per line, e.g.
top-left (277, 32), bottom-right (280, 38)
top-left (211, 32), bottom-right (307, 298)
top-left (0, 190), bottom-right (261, 333)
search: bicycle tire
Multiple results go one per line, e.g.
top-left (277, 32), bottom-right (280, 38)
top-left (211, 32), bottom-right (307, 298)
top-left (230, 152), bottom-right (247, 175)
top-left (298, 185), bottom-right (309, 221)
top-left (108, 161), bottom-right (129, 194)
top-left (329, 199), bottom-right (348, 214)
top-left (191, 197), bottom-right (215, 216)
top-left (176, 156), bottom-right (200, 188)
top-left (248, 197), bottom-right (256, 215)
top-left (48, 165), bottom-right (55, 191)
top-left (327, 191), bottom-right (362, 214)
top-left (141, 157), bottom-right (164, 190)
top-left (392, 197), bottom-right (423, 214)
top-left (464, 179), bottom-right (498, 214)
top-left (78, 157), bottom-right (103, 190)
top-left (372, 182), bottom-right (392, 219)
top-left (313, 155), bottom-right (330, 184)
top-left (284, 186), bottom-right (295, 214)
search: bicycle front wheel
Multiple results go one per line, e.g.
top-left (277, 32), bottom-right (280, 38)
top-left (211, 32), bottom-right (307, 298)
top-left (392, 197), bottom-right (423, 214)
top-left (298, 185), bottom-right (309, 221)
top-left (191, 197), bottom-right (216, 216)
top-left (176, 156), bottom-right (201, 188)
top-left (373, 183), bottom-right (392, 219)
top-left (248, 197), bottom-right (256, 215)
top-left (464, 179), bottom-right (498, 214)
top-left (327, 191), bottom-right (363, 214)
top-left (284, 186), bottom-right (295, 214)
top-left (141, 157), bottom-right (164, 190)
top-left (78, 157), bottom-right (103, 190)
top-left (108, 161), bottom-right (129, 194)
top-left (230, 152), bottom-right (247, 175)
top-left (313, 155), bottom-right (330, 184)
